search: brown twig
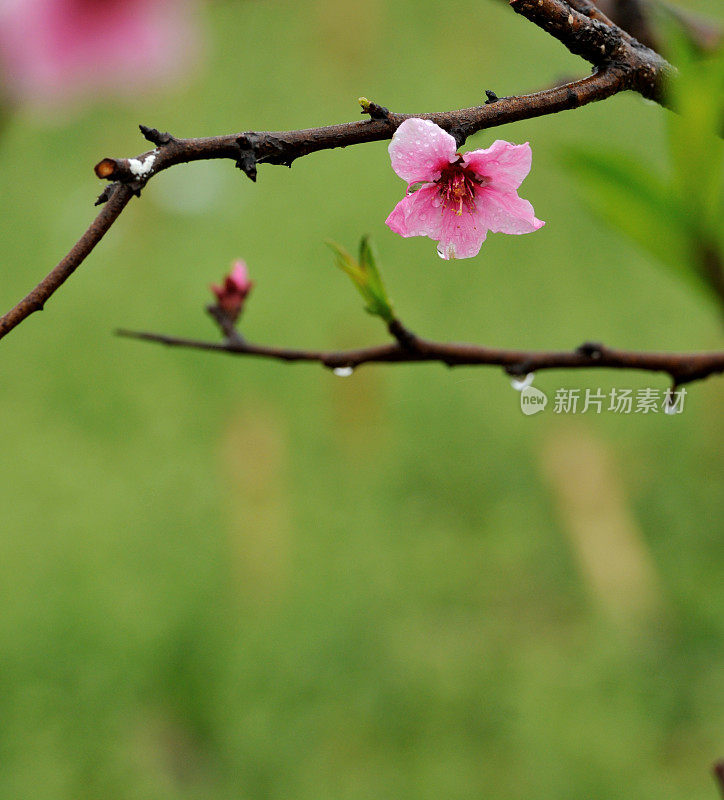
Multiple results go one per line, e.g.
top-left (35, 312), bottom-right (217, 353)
top-left (0, 183), bottom-right (134, 338)
top-left (144, 278), bottom-right (723, 387)
top-left (512, 0), bottom-right (671, 103)
top-left (0, 0), bottom-right (675, 344)
top-left (116, 327), bottom-right (724, 387)
top-left (92, 71), bottom-right (627, 186)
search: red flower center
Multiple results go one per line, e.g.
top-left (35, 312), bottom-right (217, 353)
top-left (437, 162), bottom-right (485, 216)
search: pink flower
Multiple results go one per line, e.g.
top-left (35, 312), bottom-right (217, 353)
top-left (211, 260), bottom-right (253, 319)
top-left (0, 0), bottom-right (201, 109)
top-left (385, 118), bottom-right (544, 259)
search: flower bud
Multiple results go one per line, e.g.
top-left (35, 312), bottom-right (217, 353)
top-left (210, 260), bottom-right (253, 321)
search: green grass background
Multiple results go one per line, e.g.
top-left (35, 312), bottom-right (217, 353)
top-left (0, 0), bottom-right (722, 797)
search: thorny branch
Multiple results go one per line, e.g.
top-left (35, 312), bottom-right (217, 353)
top-left (1, 0), bottom-right (721, 387)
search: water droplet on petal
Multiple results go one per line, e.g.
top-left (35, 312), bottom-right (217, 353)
top-left (333, 366), bottom-right (354, 377)
top-left (511, 373), bottom-right (535, 391)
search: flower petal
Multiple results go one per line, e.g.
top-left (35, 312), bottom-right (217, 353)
top-left (0, 0), bottom-right (201, 108)
top-left (436, 207), bottom-right (488, 260)
top-left (475, 186), bottom-right (545, 235)
top-left (462, 141), bottom-right (533, 193)
top-left (385, 184), bottom-right (444, 239)
top-left (389, 118), bottom-right (457, 184)
top-left (229, 260), bottom-right (251, 292)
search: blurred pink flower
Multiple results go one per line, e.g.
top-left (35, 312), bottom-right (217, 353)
top-left (0, 0), bottom-right (201, 108)
top-left (385, 118), bottom-right (544, 259)
top-left (211, 260), bottom-right (253, 319)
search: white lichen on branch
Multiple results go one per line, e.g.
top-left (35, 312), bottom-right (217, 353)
top-left (127, 152), bottom-right (158, 179)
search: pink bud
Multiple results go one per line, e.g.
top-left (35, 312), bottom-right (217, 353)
top-left (227, 260), bottom-right (253, 295)
top-left (211, 260), bottom-right (253, 319)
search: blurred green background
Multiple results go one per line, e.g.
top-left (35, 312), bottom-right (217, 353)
top-left (0, 0), bottom-right (722, 797)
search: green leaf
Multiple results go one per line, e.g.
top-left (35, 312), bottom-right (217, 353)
top-left (327, 237), bottom-right (394, 322)
top-left (663, 21), bottom-right (724, 229)
top-left (563, 146), bottom-right (715, 299)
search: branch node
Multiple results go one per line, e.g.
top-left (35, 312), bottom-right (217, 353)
top-left (388, 318), bottom-right (418, 351)
top-left (358, 96), bottom-right (391, 120)
top-left (95, 183), bottom-right (116, 206)
top-left (139, 124), bottom-right (175, 146)
top-left (577, 340), bottom-right (604, 359)
top-left (235, 133), bottom-right (259, 181)
top-left (485, 89), bottom-right (500, 104)
top-left (447, 124), bottom-right (468, 149)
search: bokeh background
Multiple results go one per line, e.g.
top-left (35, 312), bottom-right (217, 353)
top-left (0, 0), bottom-right (722, 798)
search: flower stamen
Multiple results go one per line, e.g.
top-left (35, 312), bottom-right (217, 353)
top-left (437, 162), bottom-right (484, 216)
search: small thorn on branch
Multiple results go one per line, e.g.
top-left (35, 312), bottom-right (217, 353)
top-left (358, 96), bottom-right (391, 120)
top-left (95, 183), bottom-right (117, 206)
top-left (485, 89), bottom-right (499, 104)
top-left (577, 341), bottom-right (604, 359)
top-left (235, 133), bottom-right (259, 182)
top-left (139, 124), bottom-right (175, 146)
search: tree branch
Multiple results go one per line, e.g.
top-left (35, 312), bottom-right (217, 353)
top-left (0, 183), bottom-right (134, 339)
top-left (512, 0), bottom-right (671, 102)
top-left (116, 326), bottom-right (724, 387)
top-left (92, 70), bottom-right (627, 187)
top-left (0, 0), bottom-right (676, 343)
